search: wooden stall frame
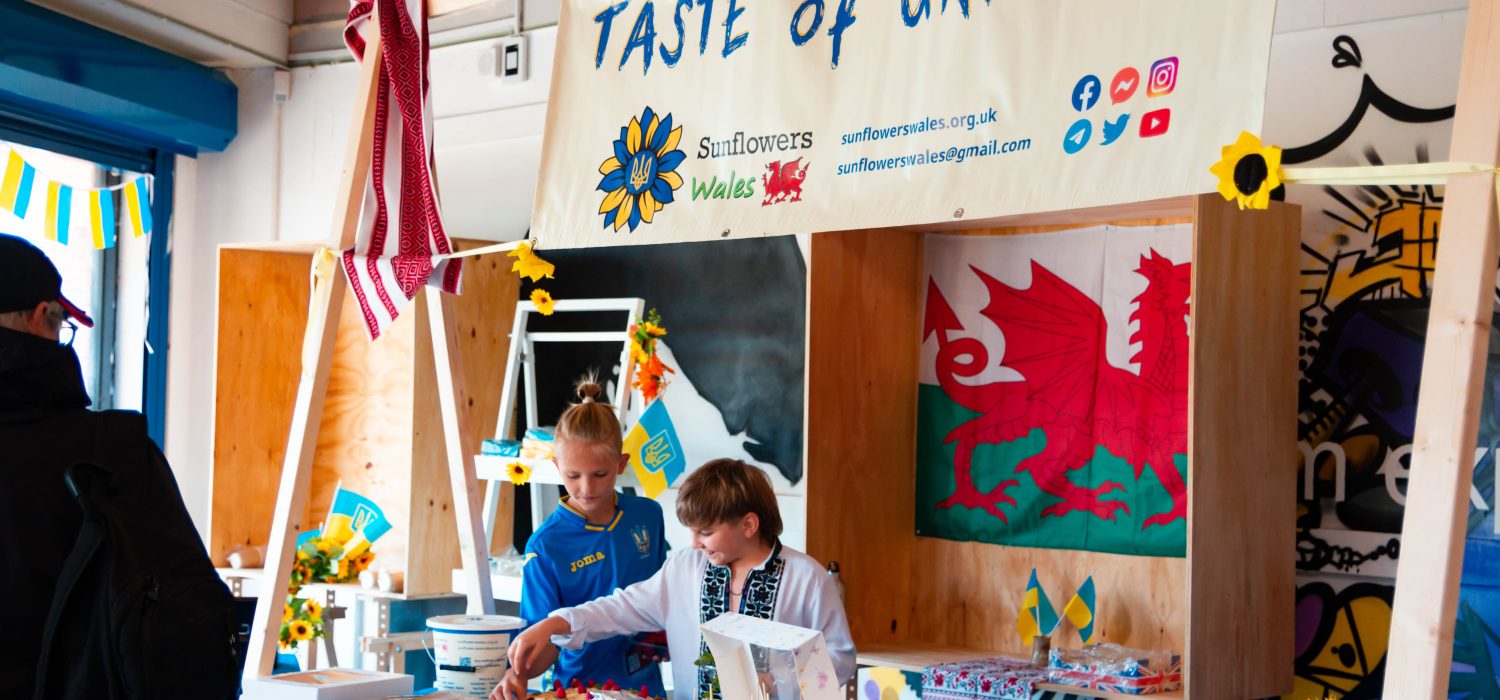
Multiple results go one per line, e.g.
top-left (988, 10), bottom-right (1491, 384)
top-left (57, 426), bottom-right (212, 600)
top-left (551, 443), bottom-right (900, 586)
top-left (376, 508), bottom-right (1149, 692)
top-left (243, 19), bottom-right (495, 680)
top-left (806, 195), bottom-right (1300, 699)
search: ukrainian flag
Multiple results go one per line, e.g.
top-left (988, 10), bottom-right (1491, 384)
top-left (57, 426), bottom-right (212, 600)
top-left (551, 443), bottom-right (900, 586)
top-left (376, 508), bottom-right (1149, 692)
top-left (1017, 568), bottom-right (1059, 645)
top-left (623, 399), bottom-right (686, 499)
top-left (1063, 576), bottom-right (1097, 644)
top-left (0, 149), bottom-right (36, 218)
top-left (122, 177), bottom-right (152, 238)
top-left (323, 488), bottom-right (392, 557)
top-left (45, 182), bottom-right (71, 244)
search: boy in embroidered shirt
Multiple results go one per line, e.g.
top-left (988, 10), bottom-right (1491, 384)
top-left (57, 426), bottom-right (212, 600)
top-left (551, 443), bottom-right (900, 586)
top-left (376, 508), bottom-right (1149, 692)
top-left (494, 379), bottom-right (668, 699)
top-left (498, 459), bottom-right (855, 700)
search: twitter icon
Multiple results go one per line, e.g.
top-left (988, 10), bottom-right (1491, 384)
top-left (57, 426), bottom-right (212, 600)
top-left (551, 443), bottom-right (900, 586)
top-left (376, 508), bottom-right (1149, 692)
top-left (1101, 114), bottom-right (1130, 146)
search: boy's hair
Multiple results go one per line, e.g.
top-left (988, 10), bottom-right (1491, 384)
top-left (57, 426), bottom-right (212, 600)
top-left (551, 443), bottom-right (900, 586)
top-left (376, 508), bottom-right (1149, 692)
top-left (555, 373), bottom-right (622, 457)
top-left (676, 459), bottom-right (782, 546)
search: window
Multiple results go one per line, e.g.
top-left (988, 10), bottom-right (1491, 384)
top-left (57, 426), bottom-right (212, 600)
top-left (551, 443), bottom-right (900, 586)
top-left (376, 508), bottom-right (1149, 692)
top-left (0, 140), bottom-right (152, 411)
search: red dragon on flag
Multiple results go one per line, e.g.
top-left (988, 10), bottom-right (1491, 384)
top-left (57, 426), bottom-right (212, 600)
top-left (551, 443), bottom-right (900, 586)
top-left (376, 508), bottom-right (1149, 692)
top-left (923, 250), bottom-right (1191, 530)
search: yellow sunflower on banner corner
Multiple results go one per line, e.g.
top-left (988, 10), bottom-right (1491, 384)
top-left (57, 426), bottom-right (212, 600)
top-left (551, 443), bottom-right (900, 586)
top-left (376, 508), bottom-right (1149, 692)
top-left (1210, 131), bottom-right (1283, 210)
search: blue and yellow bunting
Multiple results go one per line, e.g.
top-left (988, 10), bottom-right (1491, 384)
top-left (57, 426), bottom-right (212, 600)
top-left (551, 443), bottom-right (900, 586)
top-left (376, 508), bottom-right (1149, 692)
top-left (624, 398), bottom-right (686, 499)
top-left (1, 149), bottom-right (37, 219)
top-left (1062, 576), bottom-right (1097, 644)
top-left (0, 147), bottom-right (151, 249)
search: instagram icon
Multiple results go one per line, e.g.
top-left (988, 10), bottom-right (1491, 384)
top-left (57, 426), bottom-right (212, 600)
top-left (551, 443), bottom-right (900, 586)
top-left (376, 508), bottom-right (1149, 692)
top-left (1148, 57), bottom-right (1178, 97)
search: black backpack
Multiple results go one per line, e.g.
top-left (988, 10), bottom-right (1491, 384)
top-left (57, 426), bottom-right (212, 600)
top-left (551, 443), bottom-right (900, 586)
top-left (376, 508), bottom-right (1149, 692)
top-left (33, 411), bottom-right (239, 700)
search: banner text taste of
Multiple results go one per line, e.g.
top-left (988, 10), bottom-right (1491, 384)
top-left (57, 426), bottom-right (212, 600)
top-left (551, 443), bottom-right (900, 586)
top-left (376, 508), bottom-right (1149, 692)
top-left (592, 0), bottom-right (992, 73)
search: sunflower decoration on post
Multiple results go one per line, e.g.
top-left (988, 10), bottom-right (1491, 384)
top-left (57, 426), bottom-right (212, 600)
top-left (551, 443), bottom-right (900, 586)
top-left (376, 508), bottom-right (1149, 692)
top-left (509, 240), bottom-right (559, 316)
top-left (1209, 131), bottom-right (1283, 210)
top-left (629, 308), bottom-right (675, 404)
top-left (598, 107), bottom-right (686, 233)
top-left (278, 534), bottom-right (379, 650)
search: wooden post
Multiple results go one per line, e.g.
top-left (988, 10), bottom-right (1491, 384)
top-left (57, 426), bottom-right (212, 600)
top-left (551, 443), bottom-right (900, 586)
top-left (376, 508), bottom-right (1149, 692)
top-left (426, 286), bottom-right (497, 614)
top-left (243, 24), bottom-right (384, 679)
top-left (1384, 2), bottom-right (1500, 697)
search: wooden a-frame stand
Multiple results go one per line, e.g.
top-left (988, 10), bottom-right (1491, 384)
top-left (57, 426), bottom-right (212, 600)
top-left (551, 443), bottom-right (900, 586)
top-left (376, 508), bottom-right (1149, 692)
top-left (242, 21), bottom-right (496, 681)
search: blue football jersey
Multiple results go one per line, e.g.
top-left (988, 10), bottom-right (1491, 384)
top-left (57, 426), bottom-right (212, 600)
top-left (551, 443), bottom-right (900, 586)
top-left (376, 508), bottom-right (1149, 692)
top-left (520, 492), bottom-right (667, 695)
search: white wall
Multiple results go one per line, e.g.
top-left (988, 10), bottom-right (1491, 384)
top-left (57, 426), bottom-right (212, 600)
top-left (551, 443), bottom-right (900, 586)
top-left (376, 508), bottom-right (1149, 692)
top-left (166, 67), bottom-right (284, 539)
top-left (278, 29), bottom-right (556, 244)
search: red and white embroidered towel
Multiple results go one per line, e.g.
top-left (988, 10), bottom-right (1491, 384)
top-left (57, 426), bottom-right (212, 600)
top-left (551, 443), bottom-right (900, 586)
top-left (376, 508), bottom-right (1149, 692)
top-left (342, 0), bottom-right (461, 340)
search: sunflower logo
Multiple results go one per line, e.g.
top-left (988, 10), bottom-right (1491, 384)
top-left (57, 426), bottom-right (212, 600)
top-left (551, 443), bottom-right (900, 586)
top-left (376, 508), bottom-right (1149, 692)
top-left (598, 107), bottom-right (685, 232)
top-left (1210, 131), bottom-right (1283, 210)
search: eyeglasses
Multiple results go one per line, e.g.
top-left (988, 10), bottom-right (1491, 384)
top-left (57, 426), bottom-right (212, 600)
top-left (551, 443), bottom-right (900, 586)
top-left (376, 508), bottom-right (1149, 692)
top-left (58, 318), bottom-right (77, 348)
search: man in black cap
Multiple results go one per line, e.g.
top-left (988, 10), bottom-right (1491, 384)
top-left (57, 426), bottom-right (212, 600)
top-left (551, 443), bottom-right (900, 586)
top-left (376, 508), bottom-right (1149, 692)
top-left (0, 233), bottom-right (238, 699)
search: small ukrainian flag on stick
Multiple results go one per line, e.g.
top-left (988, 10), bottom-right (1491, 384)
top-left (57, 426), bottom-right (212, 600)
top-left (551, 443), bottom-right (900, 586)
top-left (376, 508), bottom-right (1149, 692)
top-left (1062, 575), bottom-right (1097, 644)
top-left (1017, 568), bottom-right (1060, 646)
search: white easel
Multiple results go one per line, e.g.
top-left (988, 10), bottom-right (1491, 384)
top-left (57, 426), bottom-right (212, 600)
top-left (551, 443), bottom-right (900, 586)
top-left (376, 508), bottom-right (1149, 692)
top-left (473, 297), bottom-right (645, 543)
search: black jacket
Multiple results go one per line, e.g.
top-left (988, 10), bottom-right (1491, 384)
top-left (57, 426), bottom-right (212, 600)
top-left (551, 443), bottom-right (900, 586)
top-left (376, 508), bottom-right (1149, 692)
top-left (0, 327), bottom-right (233, 699)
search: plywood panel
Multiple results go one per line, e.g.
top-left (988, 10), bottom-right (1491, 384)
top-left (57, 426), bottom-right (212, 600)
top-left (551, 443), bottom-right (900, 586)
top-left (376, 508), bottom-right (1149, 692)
top-left (908, 196), bottom-right (1195, 233)
top-left (210, 249), bottom-right (311, 564)
top-left (408, 242), bottom-right (519, 594)
top-left (907, 538), bottom-right (1185, 656)
top-left (1185, 196), bottom-right (1300, 699)
top-left (306, 283), bottom-right (418, 567)
top-left (805, 228), bottom-right (923, 646)
top-left (451, 243), bottom-right (520, 555)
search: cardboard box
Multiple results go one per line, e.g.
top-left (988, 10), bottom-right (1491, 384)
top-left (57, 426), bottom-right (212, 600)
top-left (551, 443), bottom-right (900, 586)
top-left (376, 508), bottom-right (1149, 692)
top-left (700, 612), bottom-right (841, 700)
top-left (240, 668), bottom-right (413, 700)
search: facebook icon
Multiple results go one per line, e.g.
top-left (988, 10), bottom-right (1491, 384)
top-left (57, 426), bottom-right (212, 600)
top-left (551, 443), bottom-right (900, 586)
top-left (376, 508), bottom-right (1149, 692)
top-left (1071, 74), bottom-right (1102, 112)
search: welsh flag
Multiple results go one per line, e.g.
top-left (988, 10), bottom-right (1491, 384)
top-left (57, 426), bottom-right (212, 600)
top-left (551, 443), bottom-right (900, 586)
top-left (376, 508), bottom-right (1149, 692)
top-left (915, 225), bottom-right (1191, 557)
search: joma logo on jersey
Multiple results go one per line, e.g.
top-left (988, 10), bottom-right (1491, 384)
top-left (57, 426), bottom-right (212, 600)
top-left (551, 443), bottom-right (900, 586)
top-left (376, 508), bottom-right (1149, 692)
top-left (570, 551), bottom-right (607, 573)
top-left (643, 433), bottom-right (674, 470)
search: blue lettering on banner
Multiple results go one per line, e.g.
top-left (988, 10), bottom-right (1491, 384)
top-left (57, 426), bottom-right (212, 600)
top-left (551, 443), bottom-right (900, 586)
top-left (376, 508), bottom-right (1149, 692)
top-left (591, 0), bottom-right (1008, 74)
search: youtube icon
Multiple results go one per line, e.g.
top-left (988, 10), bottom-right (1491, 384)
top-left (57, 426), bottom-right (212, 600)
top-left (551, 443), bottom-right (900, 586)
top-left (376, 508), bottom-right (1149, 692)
top-left (1139, 108), bottom-right (1170, 138)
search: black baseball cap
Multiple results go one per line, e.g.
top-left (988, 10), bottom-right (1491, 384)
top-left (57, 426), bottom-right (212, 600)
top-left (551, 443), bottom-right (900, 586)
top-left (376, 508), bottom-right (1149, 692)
top-left (0, 233), bottom-right (94, 328)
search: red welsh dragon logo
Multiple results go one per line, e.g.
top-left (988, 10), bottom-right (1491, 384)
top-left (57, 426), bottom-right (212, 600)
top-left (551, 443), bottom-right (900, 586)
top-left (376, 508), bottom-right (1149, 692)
top-left (924, 251), bottom-right (1190, 528)
top-left (761, 158), bottom-right (808, 206)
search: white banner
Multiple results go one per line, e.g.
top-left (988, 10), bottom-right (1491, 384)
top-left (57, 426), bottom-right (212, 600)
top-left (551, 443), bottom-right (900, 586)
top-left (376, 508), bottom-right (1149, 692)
top-left (531, 0), bottom-right (1275, 249)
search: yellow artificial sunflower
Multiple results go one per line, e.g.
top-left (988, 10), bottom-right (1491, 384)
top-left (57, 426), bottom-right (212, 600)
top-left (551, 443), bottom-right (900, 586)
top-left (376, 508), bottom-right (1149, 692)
top-left (304, 600), bottom-right (323, 621)
top-left (1209, 131), bottom-right (1283, 210)
top-left (508, 241), bottom-right (555, 282)
top-left (289, 620), bottom-right (313, 642)
top-left (639, 321), bottom-right (666, 337)
top-left (507, 461), bottom-right (532, 486)
top-left (530, 288), bottom-right (556, 316)
top-left (283, 603), bottom-right (295, 622)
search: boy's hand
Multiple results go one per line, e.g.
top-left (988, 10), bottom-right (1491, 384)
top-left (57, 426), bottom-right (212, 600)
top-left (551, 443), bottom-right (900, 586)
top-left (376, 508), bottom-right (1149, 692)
top-left (490, 669), bottom-right (530, 700)
top-left (508, 616), bottom-right (571, 679)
